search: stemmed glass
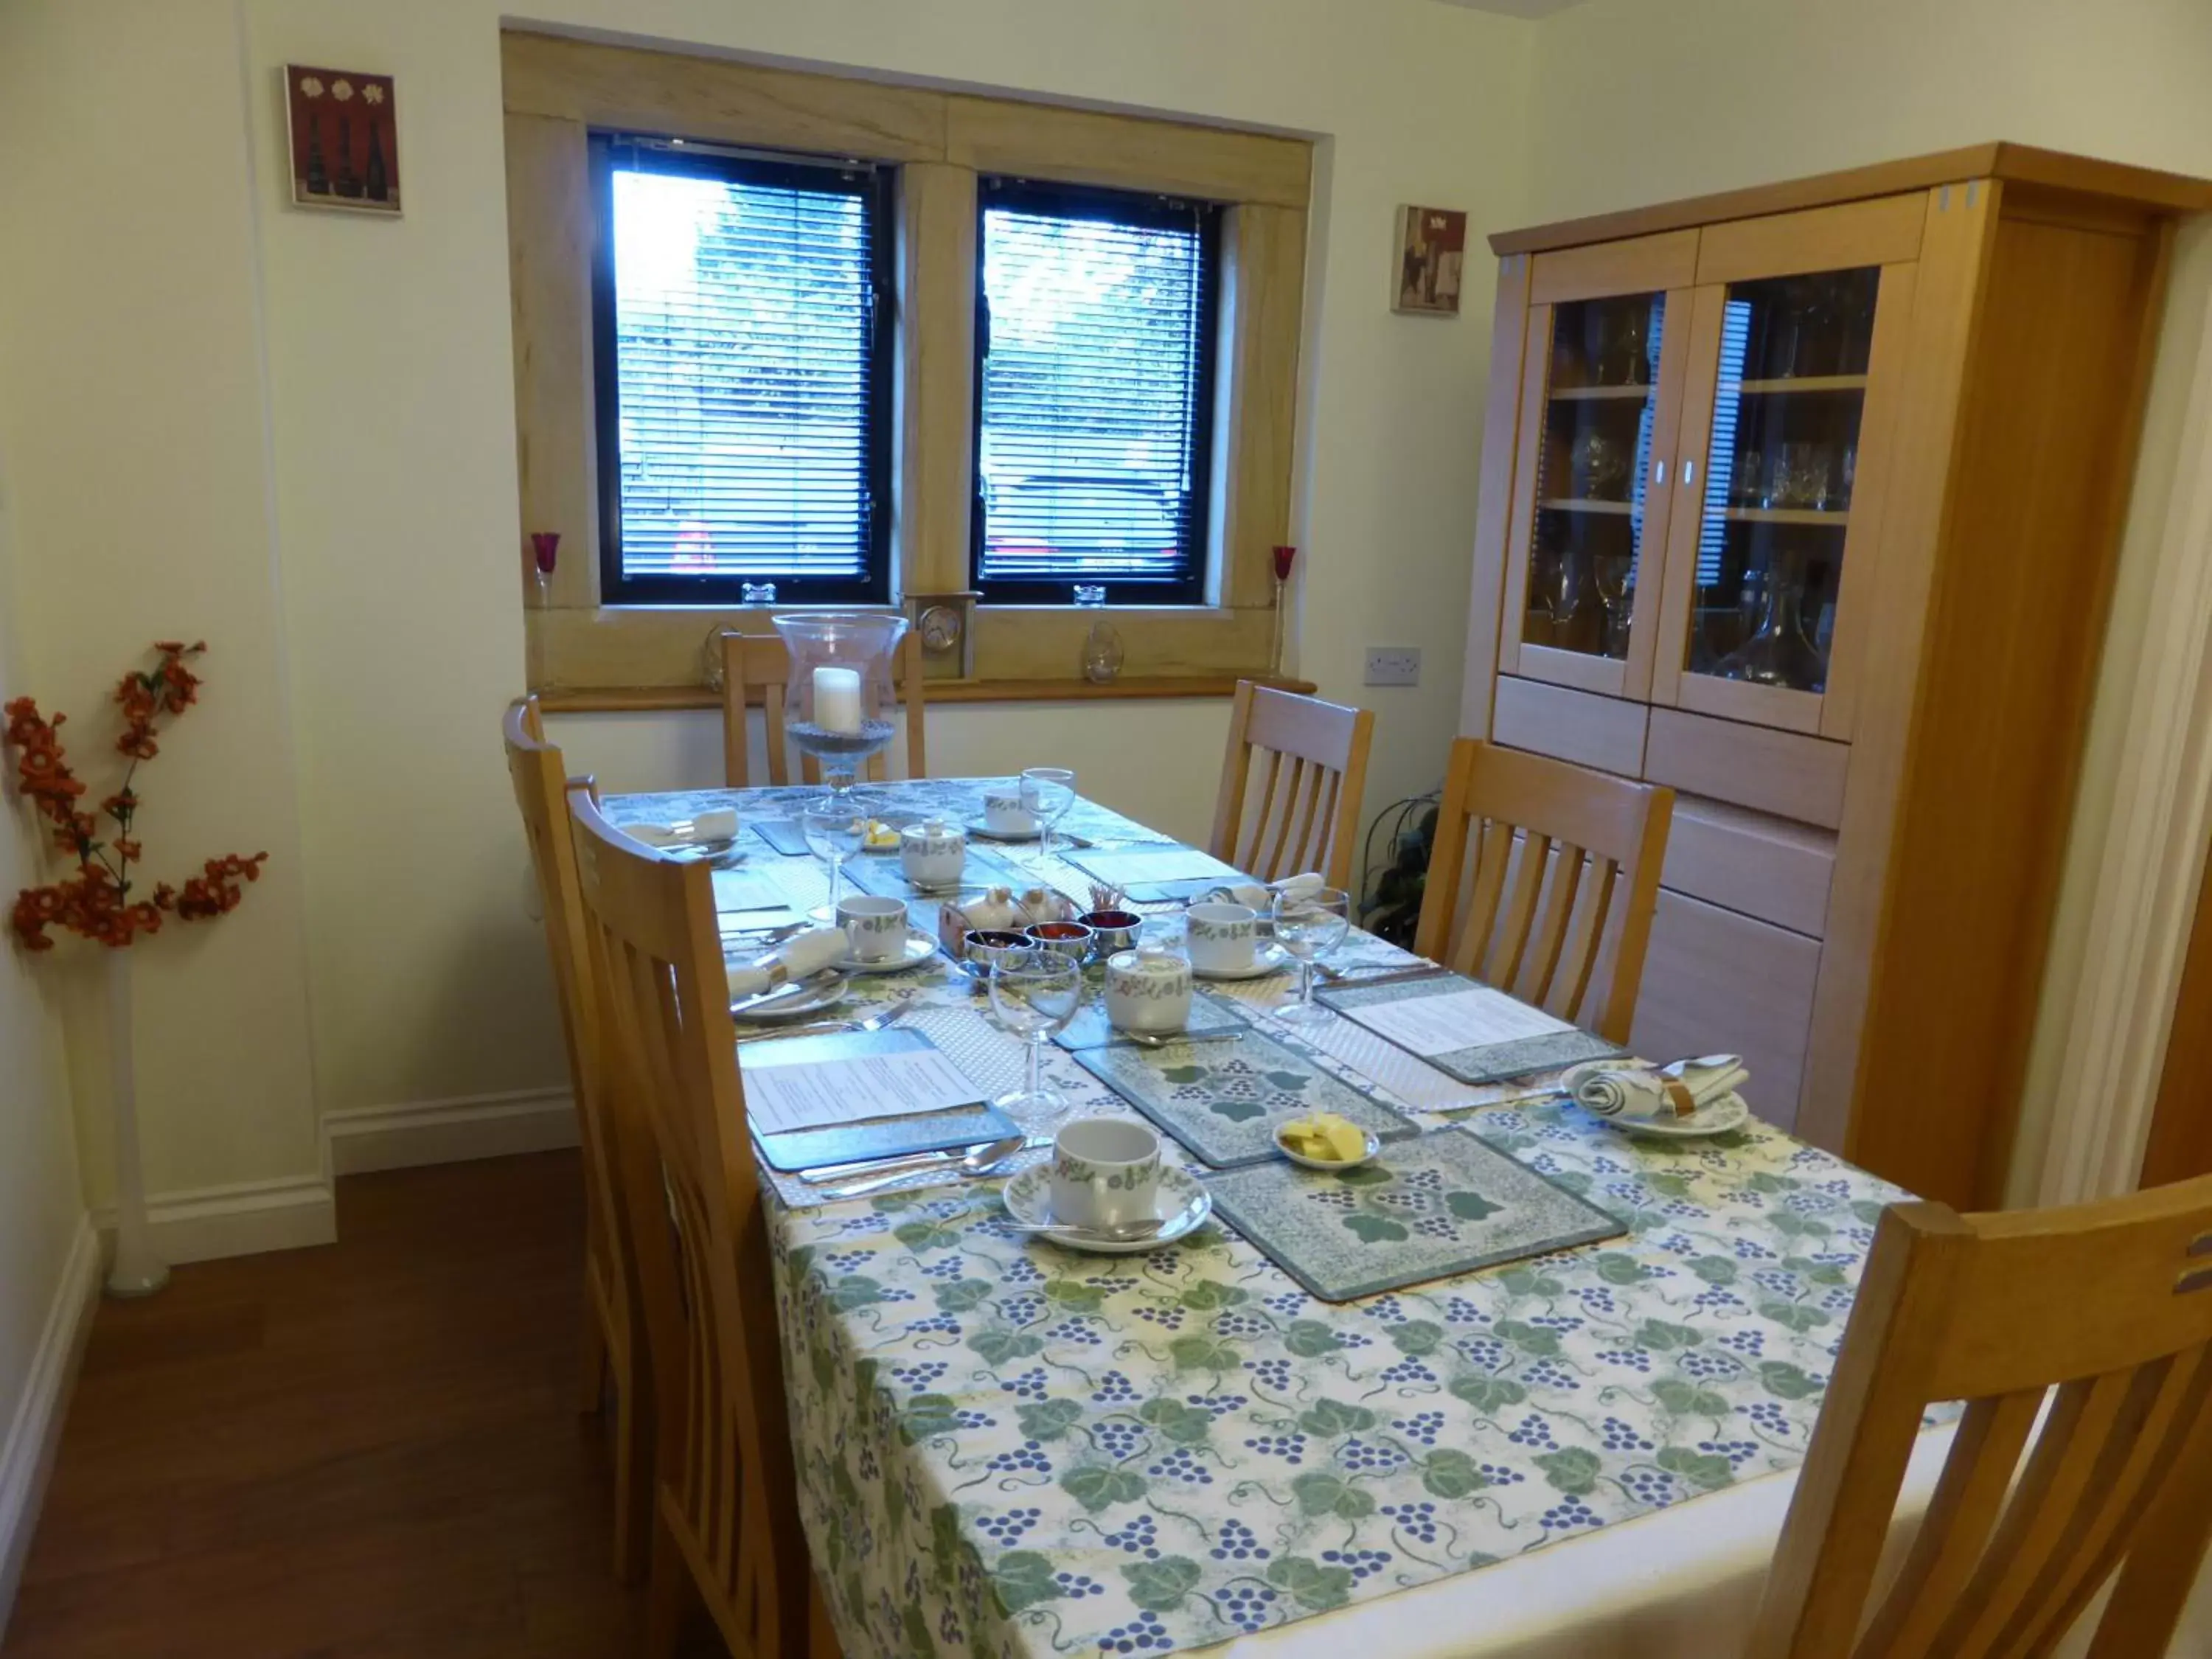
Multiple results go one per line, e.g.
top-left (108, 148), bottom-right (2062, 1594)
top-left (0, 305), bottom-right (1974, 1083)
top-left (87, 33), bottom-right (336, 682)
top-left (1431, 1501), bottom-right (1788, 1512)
top-left (801, 801), bottom-right (867, 925)
top-left (1270, 887), bottom-right (1352, 1023)
top-left (1593, 553), bottom-right (1633, 660)
top-left (1020, 767), bottom-right (1077, 859)
top-left (988, 949), bottom-right (1084, 1127)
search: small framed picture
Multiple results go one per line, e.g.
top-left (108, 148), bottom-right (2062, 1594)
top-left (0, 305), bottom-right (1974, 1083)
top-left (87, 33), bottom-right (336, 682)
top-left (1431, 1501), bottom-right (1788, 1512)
top-left (1394, 205), bottom-right (1467, 316)
top-left (284, 66), bottom-right (400, 215)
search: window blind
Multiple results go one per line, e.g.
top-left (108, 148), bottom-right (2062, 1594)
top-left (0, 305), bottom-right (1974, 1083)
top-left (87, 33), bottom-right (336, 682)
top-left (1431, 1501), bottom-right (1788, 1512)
top-left (974, 180), bottom-right (1220, 602)
top-left (594, 139), bottom-right (889, 602)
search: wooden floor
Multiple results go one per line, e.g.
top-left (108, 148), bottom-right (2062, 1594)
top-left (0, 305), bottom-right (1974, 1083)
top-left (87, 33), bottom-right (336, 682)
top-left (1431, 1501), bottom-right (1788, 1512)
top-left (7, 1151), bottom-right (712, 1658)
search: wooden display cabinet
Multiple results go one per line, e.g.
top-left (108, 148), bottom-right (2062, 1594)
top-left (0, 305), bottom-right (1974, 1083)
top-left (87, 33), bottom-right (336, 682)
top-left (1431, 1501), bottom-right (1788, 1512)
top-left (1460, 145), bottom-right (2212, 1207)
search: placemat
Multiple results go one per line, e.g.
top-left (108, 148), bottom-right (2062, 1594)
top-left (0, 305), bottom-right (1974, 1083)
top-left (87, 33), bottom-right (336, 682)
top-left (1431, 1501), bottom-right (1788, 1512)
top-left (840, 844), bottom-right (1027, 902)
top-left (1069, 1026), bottom-right (1417, 1168)
top-left (1203, 1125), bottom-right (1624, 1301)
top-left (754, 1103), bottom-right (1020, 1175)
top-left (1051, 990), bottom-right (1245, 1051)
top-left (751, 818), bottom-right (812, 856)
top-left (1318, 971), bottom-right (1626, 1084)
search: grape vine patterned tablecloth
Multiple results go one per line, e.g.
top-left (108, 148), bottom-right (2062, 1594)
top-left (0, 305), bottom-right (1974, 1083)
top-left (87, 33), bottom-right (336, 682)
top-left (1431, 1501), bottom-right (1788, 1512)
top-left (771, 1101), bottom-right (1913, 1658)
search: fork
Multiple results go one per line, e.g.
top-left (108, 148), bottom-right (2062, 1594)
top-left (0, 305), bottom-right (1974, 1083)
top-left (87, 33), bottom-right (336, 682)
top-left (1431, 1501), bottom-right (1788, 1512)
top-left (737, 995), bottom-right (920, 1044)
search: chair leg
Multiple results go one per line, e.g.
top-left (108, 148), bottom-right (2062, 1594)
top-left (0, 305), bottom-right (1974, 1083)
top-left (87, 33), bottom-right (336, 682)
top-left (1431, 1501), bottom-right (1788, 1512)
top-left (578, 1296), bottom-right (608, 1416)
top-left (644, 1511), bottom-right (696, 1659)
top-left (611, 1370), bottom-right (653, 1585)
top-left (808, 1571), bottom-right (844, 1659)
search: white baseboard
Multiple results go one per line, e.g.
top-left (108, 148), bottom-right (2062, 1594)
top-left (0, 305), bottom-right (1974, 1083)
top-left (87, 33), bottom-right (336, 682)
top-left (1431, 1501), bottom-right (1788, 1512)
top-left (0, 1214), bottom-right (100, 1639)
top-left (94, 1174), bottom-right (337, 1266)
top-left (322, 1087), bottom-right (578, 1178)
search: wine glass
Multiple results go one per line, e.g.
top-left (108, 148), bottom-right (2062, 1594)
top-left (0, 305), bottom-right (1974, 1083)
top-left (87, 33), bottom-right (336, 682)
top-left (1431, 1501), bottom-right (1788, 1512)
top-left (801, 801), bottom-right (867, 924)
top-left (1592, 552), bottom-right (1633, 660)
top-left (1271, 887), bottom-right (1352, 1023)
top-left (1020, 767), bottom-right (1077, 859)
top-left (988, 949), bottom-right (1084, 1127)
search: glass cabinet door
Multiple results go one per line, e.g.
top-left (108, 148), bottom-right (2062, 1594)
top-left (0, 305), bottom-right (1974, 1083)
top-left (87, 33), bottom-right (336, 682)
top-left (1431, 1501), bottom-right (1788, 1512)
top-left (1651, 264), bottom-right (1905, 734)
top-left (1500, 287), bottom-right (1688, 701)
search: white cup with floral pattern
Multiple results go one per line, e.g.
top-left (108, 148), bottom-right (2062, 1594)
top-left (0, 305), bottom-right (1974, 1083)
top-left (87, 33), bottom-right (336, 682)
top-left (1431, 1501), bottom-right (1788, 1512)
top-left (1051, 1119), bottom-right (1161, 1231)
top-left (899, 818), bottom-right (967, 889)
top-left (1185, 902), bottom-right (1258, 973)
top-left (1104, 948), bottom-right (1192, 1034)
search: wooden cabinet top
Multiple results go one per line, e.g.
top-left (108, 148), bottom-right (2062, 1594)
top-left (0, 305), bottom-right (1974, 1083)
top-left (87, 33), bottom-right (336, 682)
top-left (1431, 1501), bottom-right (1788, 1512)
top-left (1491, 142), bottom-right (2212, 258)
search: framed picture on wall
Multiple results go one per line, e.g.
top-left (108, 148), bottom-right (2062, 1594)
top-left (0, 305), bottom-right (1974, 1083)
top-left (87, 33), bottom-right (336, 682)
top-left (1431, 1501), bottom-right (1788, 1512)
top-left (1394, 205), bottom-right (1466, 316)
top-left (284, 65), bottom-right (400, 215)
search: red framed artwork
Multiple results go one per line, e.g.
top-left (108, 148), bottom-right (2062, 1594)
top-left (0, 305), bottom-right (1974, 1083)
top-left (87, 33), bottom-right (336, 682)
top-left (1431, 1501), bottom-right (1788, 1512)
top-left (1394, 205), bottom-right (1466, 316)
top-left (284, 65), bottom-right (400, 215)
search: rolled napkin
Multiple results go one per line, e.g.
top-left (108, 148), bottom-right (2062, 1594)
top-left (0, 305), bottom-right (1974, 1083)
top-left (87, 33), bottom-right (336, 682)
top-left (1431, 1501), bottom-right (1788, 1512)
top-left (1205, 871), bottom-right (1324, 911)
top-left (1564, 1054), bottom-right (1750, 1121)
top-left (625, 807), bottom-right (739, 849)
top-left (726, 926), bottom-right (848, 1001)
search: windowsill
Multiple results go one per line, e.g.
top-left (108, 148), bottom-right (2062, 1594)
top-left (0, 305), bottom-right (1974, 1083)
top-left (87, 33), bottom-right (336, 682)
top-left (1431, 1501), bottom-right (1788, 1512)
top-left (535, 673), bottom-right (1316, 714)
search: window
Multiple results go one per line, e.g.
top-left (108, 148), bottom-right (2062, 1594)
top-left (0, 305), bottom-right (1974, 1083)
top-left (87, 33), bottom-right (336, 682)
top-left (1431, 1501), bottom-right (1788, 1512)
top-left (590, 135), bottom-right (893, 605)
top-left (972, 178), bottom-right (1222, 605)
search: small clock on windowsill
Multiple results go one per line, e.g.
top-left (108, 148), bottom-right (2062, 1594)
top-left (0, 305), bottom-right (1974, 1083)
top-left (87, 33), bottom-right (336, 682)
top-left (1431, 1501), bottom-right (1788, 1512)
top-left (904, 593), bottom-right (978, 680)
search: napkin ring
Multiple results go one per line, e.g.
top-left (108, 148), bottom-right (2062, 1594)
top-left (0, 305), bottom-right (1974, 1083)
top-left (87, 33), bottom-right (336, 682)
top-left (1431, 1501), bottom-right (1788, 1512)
top-left (1661, 1078), bottom-right (1698, 1118)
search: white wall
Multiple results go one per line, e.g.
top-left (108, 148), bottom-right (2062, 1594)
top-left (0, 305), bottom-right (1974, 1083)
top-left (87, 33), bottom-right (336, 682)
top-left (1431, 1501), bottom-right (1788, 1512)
top-left (0, 0), bottom-right (323, 1220)
top-left (236, 0), bottom-right (1537, 1117)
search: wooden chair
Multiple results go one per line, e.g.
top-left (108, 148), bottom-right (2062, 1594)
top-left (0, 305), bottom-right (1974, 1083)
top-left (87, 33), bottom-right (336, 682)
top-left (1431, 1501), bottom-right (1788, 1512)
top-left (1208, 681), bottom-right (1374, 891)
top-left (720, 629), bottom-right (928, 788)
top-left (1413, 739), bottom-right (1672, 1045)
top-left (1747, 1174), bottom-right (2212, 1658)
top-left (567, 789), bottom-right (822, 1659)
top-left (502, 698), bottom-right (653, 1583)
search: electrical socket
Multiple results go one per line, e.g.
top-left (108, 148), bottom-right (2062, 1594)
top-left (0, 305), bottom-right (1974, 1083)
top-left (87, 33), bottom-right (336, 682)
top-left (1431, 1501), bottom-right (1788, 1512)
top-left (1363, 647), bottom-right (1421, 687)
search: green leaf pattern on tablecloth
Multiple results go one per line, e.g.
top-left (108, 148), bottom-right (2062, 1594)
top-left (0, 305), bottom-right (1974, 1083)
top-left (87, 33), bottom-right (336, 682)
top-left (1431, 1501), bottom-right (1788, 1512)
top-left (771, 1100), bottom-right (1930, 1658)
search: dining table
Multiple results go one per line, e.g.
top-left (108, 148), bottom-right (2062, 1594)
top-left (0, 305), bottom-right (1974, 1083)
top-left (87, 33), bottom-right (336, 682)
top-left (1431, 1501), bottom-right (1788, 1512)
top-left (600, 776), bottom-right (1970, 1659)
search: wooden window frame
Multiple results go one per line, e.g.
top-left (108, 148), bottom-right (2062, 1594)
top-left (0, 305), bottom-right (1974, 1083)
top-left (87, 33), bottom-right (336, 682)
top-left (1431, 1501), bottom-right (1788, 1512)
top-left (501, 31), bottom-right (1310, 703)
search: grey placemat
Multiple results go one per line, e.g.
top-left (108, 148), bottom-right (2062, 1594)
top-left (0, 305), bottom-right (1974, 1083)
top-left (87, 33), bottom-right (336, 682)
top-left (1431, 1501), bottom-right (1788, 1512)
top-left (1316, 972), bottom-right (1627, 1085)
top-left (1052, 990), bottom-right (1246, 1051)
top-left (1203, 1127), bottom-right (1625, 1301)
top-left (1070, 1027), bottom-right (1417, 1168)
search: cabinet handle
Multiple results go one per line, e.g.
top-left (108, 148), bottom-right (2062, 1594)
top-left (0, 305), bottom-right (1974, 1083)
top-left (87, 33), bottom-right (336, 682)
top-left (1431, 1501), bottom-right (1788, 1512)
top-left (1654, 459), bottom-right (1666, 485)
top-left (1683, 459), bottom-right (1697, 487)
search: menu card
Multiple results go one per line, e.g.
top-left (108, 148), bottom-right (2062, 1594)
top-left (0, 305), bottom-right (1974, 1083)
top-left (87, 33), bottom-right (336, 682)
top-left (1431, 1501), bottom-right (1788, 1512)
top-left (1317, 973), bottom-right (1624, 1085)
top-left (739, 1029), bottom-right (986, 1136)
top-left (1068, 847), bottom-right (1244, 889)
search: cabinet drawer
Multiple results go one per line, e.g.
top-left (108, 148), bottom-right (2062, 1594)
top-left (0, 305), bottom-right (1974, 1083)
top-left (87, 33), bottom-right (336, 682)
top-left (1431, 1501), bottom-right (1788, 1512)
top-left (1644, 707), bottom-right (1849, 830)
top-left (1662, 794), bottom-right (1837, 938)
top-left (1493, 677), bottom-right (1648, 779)
top-left (1630, 891), bottom-right (1822, 1132)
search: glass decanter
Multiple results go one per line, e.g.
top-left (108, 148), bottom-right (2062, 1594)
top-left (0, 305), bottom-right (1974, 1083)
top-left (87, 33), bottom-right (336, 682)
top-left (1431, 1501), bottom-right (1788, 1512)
top-left (1714, 551), bottom-right (1827, 692)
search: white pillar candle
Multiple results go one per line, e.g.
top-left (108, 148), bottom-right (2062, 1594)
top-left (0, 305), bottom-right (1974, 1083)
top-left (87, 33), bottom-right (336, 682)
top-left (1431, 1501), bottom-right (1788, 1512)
top-left (812, 665), bottom-right (863, 734)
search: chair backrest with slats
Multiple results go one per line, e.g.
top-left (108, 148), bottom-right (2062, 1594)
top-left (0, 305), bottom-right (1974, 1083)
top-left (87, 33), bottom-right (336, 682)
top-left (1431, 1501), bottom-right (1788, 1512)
top-left (568, 792), bottom-right (810, 1659)
top-left (720, 629), bottom-right (928, 789)
top-left (1208, 681), bottom-right (1374, 891)
top-left (1412, 739), bottom-right (1672, 1045)
top-left (1747, 1175), bottom-right (2212, 1659)
top-left (503, 699), bottom-right (635, 1365)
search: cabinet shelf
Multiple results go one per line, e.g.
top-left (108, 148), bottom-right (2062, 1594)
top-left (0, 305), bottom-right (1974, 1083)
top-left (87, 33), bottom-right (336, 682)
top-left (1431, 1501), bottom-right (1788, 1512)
top-left (1719, 507), bottom-right (1851, 526)
top-left (1538, 498), bottom-right (1637, 516)
top-left (1728, 375), bottom-right (1869, 395)
top-left (1548, 384), bottom-right (1655, 402)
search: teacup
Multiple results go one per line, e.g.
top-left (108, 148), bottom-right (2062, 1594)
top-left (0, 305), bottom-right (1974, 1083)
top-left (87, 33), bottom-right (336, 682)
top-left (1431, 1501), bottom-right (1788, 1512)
top-left (900, 818), bottom-right (967, 889)
top-left (983, 787), bottom-right (1039, 836)
top-left (1051, 1119), bottom-right (1162, 1232)
top-left (1105, 948), bottom-right (1193, 1034)
top-left (1186, 902), bottom-right (1258, 974)
top-left (837, 894), bottom-right (908, 964)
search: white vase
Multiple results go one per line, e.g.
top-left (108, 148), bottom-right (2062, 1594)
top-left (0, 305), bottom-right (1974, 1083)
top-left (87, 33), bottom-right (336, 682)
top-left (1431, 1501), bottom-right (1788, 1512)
top-left (103, 947), bottom-right (167, 1298)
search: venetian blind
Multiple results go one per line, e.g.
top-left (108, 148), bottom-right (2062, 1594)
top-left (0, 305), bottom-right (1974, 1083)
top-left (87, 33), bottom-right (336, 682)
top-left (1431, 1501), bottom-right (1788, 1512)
top-left (599, 142), bottom-right (886, 596)
top-left (974, 181), bottom-right (1220, 600)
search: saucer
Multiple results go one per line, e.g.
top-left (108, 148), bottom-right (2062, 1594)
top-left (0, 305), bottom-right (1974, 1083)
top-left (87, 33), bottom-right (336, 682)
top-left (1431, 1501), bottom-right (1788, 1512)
top-left (1273, 1123), bottom-right (1382, 1171)
top-left (729, 975), bottom-right (849, 1022)
top-left (1192, 940), bottom-right (1294, 981)
top-left (1001, 1165), bottom-right (1211, 1255)
top-left (964, 815), bottom-right (1043, 843)
top-left (838, 931), bottom-right (940, 975)
top-left (1594, 1092), bottom-right (1752, 1139)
